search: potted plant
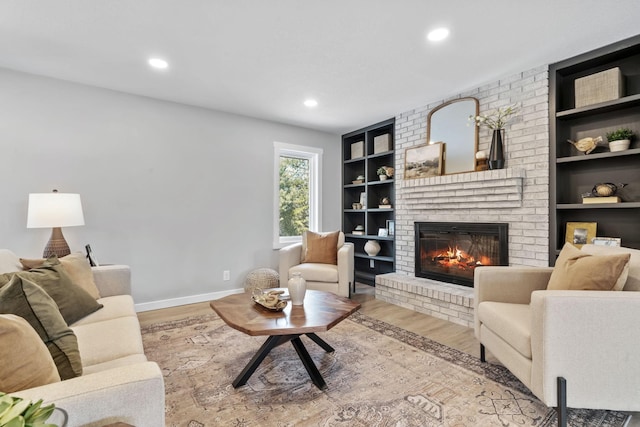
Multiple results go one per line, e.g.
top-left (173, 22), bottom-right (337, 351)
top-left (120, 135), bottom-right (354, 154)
top-left (0, 393), bottom-right (64, 427)
top-left (469, 104), bottom-right (519, 169)
top-left (606, 128), bottom-right (634, 152)
top-left (377, 166), bottom-right (394, 181)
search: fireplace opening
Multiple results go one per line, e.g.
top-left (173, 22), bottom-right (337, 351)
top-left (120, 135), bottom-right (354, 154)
top-left (415, 222), bottom-right (508, 287)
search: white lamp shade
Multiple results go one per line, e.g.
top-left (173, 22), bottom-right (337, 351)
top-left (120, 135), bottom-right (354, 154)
top-left (27, 193), bottom-right (85, 228)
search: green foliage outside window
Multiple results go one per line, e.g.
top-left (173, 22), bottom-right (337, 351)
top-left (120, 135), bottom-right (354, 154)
top-left (279, 156), bottom-right (309, 236)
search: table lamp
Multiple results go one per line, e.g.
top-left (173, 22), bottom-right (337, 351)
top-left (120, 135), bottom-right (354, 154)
top-left (27, 190), bottom-right (85, 258)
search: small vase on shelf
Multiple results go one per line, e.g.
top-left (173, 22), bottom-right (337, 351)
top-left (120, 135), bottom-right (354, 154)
top-left (488, 129), bottom-right (505, 170)
top-left (364, 240), bottom-right (381, 256)
top-left (288, 272), bottom-right (306, 305)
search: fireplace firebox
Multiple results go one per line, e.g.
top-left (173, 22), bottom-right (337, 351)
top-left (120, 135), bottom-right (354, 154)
top-left (414, 222), bottom-right (508, 287)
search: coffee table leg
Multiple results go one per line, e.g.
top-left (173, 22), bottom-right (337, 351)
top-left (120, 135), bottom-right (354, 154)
top-left (305, 333), bottom-right (334, 353)
top-left (291, 337), bottom-right (327, 390)
top-left (232, 335), bottom-right (294, 388)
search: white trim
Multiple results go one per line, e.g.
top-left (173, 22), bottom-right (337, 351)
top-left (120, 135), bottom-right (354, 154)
top-left (134, 288), bottom-right (244, 312)
top-left (272, 141), bottom-right (323, 249)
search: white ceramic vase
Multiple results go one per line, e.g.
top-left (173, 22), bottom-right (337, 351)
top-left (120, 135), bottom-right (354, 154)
top-left (364, 240), bottom-right (381, 256)
top-left (288, 272), bottom-right (307, 305)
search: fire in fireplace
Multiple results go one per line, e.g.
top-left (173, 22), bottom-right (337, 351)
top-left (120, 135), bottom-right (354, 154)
top-left (414, 222), bottom-right (508, 287)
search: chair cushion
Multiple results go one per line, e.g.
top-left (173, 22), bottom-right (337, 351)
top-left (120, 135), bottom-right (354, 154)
top-left (301, 230), bottom-right (340, 264)
top-left (20, 252), bottom-right (101, 299)
top-left (0, 314), bottom-right (61, 392)
top-left (290, 263), bottom-right (339, 283)
top-left (0, 256), bottom-right (103, 324)
top-left (548, 243), bottom-right (630, 291)
top-left (581, 244), bottom-right (640, 291)
top-left (0, 275), bottom-right (82, 380)
top-left (477, 302), bottom-right (531, 359)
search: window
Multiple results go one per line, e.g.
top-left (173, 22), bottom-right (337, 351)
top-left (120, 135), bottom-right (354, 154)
top-left (273, 142), bottom-right (323, 248)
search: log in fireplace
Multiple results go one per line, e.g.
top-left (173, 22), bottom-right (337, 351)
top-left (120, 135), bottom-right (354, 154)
top-left (414, 222), bottom-right (508, 287)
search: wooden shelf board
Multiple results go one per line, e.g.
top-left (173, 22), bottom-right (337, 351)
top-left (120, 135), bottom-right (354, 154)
top-left (556, 202), bottom-right (640, 209)
top-left (556, 147), bottom-right (640, 163)
top-left (556, 94), bottom-right (640, 119)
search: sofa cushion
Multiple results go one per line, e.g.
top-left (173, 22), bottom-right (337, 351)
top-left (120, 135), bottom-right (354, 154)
top-left (71, 295), bottom-right (137, 327)
top-left (548, 243), bottom-right (630, 291)
top-left (20, 252), bottom-right (101, 299)
top-left (301, 230), bottom-right (339, 264)
top-left (581, 244), bottom-right (640, 291)
top-left (0, 249), bottom-right (21, 274)
top-left (0, 275), bottom-right (82, 380)
top-left (0, 314), bottom-right (61, 392)
top-left (290, 263), bottom-right (339, 283)
top-left (0, 257), bottom-right (103, 324)
top-left (477, 302), bottom-right (532, 359)
top-left (72, 316), bottom-right (145, 367)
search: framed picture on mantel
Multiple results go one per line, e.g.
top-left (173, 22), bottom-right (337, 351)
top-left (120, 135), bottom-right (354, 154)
top-left (405, 142), bottom-right (443, 179)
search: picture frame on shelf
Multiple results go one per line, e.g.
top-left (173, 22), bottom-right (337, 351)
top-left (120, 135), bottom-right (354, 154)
top-left (359, 192), bottom-right (366, 208)
top-left (378, 228), bottom-right (388, 237)
top-left (404, 142), bottom-right (443, 179)
top-left (386, 220), bottom-right (395, 236)
top-left (565, 222), bottom-right (597, 249)
top-left (592, 237), bottom-right (621, 247)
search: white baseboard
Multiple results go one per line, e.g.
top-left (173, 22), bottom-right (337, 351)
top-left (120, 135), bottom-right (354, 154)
top-left (134, 288), bottom-right (245, 312)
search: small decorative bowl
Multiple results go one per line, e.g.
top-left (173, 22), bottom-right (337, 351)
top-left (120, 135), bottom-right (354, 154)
top-left (609, 139), bottom-right (630, 152)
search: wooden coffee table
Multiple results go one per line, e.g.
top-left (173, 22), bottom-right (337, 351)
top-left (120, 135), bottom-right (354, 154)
top-left (210, 289), bottom-right (360, 390)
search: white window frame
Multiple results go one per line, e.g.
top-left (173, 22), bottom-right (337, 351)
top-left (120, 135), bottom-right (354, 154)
top-left (273, 142), bottom-right (323, 249)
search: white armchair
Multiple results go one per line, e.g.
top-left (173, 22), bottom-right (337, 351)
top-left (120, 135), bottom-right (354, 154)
top-left (279, 231), bottom-right (354, 298)
top-left (474, 244), bottom-right (640, 426)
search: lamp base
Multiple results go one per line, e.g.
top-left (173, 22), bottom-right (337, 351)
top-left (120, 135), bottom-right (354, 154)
top-left (43, 227), bottom-right (71, 258)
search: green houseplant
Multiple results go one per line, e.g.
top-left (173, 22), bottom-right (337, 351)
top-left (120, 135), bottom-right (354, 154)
top-left (377, 166), bottom-right (394, 181)
top-left (605, 128), bottom-right (634, 142)
top-left (0, 393), bottom-right (62, 427)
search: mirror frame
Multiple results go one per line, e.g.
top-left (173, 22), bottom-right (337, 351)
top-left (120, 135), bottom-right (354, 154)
top-left (426, 97), bottom-right (479, 174)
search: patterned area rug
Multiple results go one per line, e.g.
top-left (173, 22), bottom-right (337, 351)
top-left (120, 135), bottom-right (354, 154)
top-left (141, 312), bottom-right (630, 427)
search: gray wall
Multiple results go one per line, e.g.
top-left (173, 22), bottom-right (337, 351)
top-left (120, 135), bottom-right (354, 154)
top-left (0, 68), bottom-right (341, 307)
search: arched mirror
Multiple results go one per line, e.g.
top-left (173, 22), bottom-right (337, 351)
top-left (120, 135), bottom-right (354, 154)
top-left (426, 97), bottom-right (479, 175)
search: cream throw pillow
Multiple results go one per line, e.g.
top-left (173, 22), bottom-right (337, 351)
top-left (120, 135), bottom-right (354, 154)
top-left (301, 230), bottom-right (340, 264)
top-left (547, 243), bottom-right (631, 291)
top-left (0, 314), bottom-right (61, 392)
top-left (20, 252), bottom-right (101, 299)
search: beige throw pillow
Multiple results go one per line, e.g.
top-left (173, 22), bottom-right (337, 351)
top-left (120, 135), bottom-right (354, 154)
top-left (301, 230), bottom-right (340, 264)
top-left (0, 314), bottom-right (61, 392)
top-left (547, 243), bottom-right (631, 291)
top-left (0, 275), bottom-right (82, 380)
top-left (20, 252), bottom-right (101, 299)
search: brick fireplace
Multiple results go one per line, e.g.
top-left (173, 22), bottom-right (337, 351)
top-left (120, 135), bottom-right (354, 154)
top-left (374, 65), bottom-right (550, 327)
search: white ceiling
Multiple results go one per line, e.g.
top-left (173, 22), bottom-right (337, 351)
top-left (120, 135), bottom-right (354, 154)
top-left (1, 1), bottom-right (639, 134)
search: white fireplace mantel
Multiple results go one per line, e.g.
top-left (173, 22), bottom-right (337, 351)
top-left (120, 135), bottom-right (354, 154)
top-left (402, 168), bottom-right (526, 210)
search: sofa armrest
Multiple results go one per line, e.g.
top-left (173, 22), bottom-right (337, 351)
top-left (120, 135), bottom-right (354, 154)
top-left (530, 290), bottom-right (640, 411)
top-left (15, 362), bottom-right (164, 427)
top-left (474, 266), bottom-right (553, 337)
top-left (337, 242), bottom-right (354, 298)
top-left (279, 243), bottom-right (302, 287)
top-left (92, 265), bottom-right (131, 297)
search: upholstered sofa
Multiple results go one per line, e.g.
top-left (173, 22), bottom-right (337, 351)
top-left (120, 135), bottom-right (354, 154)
top-left (279, 231), bottom-right (354, 298)
top-left (0, 249), bottom-right (164, 427)
top-left (474, 244), bottom-right (640, 425)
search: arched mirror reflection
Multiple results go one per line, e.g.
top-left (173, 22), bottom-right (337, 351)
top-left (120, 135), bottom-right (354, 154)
top-left (426, 97), bottom-right (479, 175)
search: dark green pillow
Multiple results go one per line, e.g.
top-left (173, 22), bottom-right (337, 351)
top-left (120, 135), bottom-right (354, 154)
top-left (0, 275), bottom-right (82, 380)
top-left (0, 256), bottom-right (102, 325)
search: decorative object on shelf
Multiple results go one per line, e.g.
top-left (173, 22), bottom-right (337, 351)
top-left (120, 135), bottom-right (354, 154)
top-left (352, 224), bottom-right (364, 235)
top-left (364, 240), bottom-right (381, 256)
top-left (379, 197), bottom-right (392, 209)
top-left (350, 141), bottom-right (364, 159)
top-left (405, 142), bottom-right (444, 179)
top-left (592, 237), bottom-right (622, 247)
top-left (567, 136), bottom-right (604, 155)
top-left (351, 202), bottom-right (363, 210)
top-left (606, 128), bottom-right (634, 152)
top-left (287, 272), bottom-right (306, 305)
top-left (574, 67), bottom-right (624, 108)
top-left (470, 104), bottom-right (518, 170)
top-left (378, 228), bottom-right (388, 237)
top-left (373, 133), bottom-right (391, 154)
top-left (359, 192), bottom-right (366, 208)
top-left (565, 222), bottom-right (597, 249)
top-left (582, 182), bottom-right (626, 204)
top-left (376, 166), bottom-right (394, 181)
top-left (386, 220), bottom-right (395, 236)
top-left (352, 175), bottom-right (365, 184)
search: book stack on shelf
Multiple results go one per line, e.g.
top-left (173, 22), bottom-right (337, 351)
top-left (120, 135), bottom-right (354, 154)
top-left (582, 196), bottom-right (621, 204)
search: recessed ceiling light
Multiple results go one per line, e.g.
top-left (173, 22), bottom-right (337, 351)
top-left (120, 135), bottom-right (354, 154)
top-left (148, 58), bottom-right (169, 69)
top-left (427, 28), bottom-right (450, 42)
top-left (304, 99), bottom-right (318, 108)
